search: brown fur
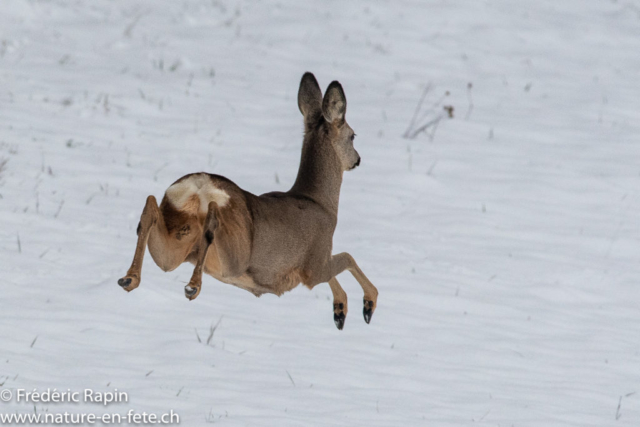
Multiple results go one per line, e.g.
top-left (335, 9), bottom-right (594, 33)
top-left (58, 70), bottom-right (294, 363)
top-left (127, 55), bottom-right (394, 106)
top-left (118, 72), bottom-right (378, 329)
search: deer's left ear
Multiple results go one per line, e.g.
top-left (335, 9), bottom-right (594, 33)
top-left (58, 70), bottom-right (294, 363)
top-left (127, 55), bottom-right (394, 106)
top-left (322, 81), bottom-right (346, 124)
top-left (298, 72), bottom-right (322, 120)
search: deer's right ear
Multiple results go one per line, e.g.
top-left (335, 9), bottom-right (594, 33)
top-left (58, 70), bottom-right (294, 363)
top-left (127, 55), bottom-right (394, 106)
top-left (298, 72), bottom-right (322, 120)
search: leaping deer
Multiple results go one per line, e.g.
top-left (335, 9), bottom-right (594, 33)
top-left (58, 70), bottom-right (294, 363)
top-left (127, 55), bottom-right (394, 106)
top-left (118, 72), bottom-right (378, 329)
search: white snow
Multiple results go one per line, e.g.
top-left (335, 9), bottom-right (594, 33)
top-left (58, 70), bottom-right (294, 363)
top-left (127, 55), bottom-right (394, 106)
top-left (1, 0), bottom-right (639, 425)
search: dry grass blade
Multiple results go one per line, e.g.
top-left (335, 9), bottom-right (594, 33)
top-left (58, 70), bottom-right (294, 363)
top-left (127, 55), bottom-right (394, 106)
top-left (285, 370), bottom-right (295, 387)
top-left (403, 85), bottom-right (452, 140)
top-left (207, 316), bottom-right (223, 345)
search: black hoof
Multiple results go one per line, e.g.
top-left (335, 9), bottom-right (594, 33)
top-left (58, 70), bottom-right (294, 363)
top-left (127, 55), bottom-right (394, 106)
top-left (118, 277), bottom-right (131, 288)
top-left (334, 311), bottom-right (346, 330)
top-left (184, 285), bottom-right (198, 298)
top-left (334, 302), bottom-right (346, 330)
top-left (363, 299), bottom-right (374, 324)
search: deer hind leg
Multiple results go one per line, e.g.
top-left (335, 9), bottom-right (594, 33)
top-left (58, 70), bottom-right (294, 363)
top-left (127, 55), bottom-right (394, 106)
top-left (328, 277), bottom-right (348, 330)
top-left (118, 195), bottom-right (188, 292)
top-left (329, 252), bottom-right (379, 324)
top-left (118, 195), bottom-right (161, 292)
top-left (184, 201), bottom-right (218, 301)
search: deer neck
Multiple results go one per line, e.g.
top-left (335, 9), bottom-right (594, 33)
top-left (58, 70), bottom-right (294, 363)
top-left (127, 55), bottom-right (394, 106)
top-left (290, 135), bottom-right (343, 214)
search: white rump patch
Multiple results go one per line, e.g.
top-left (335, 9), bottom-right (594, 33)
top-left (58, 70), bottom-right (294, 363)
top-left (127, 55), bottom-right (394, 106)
top-left (165, 173), bottom-right (230, 214)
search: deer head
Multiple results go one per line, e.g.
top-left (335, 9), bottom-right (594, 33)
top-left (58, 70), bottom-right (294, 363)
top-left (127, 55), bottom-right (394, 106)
top-left (298, 72), bottom-right (360, 171)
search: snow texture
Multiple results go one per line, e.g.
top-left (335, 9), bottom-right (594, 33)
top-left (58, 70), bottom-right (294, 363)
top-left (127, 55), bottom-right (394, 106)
top-left (1, 0), bottom-right (639, 425)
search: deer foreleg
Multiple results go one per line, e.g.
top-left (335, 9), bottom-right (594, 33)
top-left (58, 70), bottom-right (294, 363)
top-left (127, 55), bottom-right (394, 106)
top-left (328, 277), bottom-right (348, 330)
top-left (328, 252), bottom-right (379, 324)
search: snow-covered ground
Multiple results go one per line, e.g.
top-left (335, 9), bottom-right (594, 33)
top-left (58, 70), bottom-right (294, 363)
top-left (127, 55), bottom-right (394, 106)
top-left (1, 0), bottom-right (639, 425)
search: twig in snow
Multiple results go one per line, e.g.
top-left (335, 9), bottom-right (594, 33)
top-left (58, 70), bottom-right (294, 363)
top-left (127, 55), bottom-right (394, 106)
top-left (285, 370), bottom-right (295, 387)
top-left (403, 84), bottom-right (431, 138)
top-left (615, 393), bottom-right (636, 420)
top-left (204, 409), bottom-right (217, 423)
top-left (0, 157), bottom-right (8, 176)
top-left (407, 116), bottom-right (442, 140)
top-left (30, 336), bottom-right (37, 348)
top-left (54, 200), bottom-right (64, 218)
top-left (124, 14), bottom-right (144, 38)
top-left (428, 116), bottom-right (441, 141)
top-left (195, 328), bottom-right (202, 343)
top-left (207, 316), bottom-right (223, 345)
top-left (403, 84), bottom-right (454, 140)
top-left (465, 82), bottom-right (474, 120)
top-left (145, 370), bottom-right (153, 377)
top-left (17, 233), bottom-right (21, 253)
top-left (86, 193), bottom-right (98, 205)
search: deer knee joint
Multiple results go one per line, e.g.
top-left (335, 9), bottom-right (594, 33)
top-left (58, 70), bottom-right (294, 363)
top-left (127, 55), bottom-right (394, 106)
top-left (141, 196), bottom-right (160, 226)
top-left (204, 203), bottom-right (218, 245)
top-left (204, 229), bottom-right (214, 245)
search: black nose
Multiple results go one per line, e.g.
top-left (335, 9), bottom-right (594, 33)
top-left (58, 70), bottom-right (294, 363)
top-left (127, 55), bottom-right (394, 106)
top-left (355, 157), bottom-right (361, 167)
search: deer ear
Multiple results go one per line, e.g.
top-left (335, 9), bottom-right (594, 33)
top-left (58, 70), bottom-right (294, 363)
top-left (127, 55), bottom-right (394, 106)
top-left (322, 81), bottom-right (346, 124)
top-left (298, 72), bottom-right (322, 119)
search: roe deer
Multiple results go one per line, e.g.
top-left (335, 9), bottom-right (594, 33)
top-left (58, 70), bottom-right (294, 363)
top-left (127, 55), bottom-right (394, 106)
top-left (117, 72), bottom-right (378, 329)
